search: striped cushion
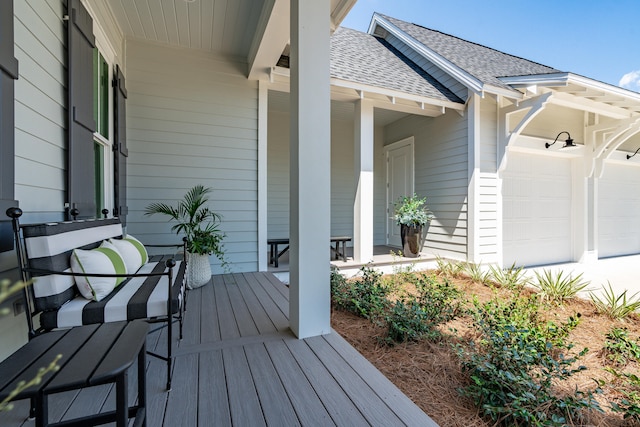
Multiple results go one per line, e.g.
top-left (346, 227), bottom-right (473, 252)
top-left (22, 219), bottom-right (123, 311)
top-left (40, 258), bottom-right (186, 329)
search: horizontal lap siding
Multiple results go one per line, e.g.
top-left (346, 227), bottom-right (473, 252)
top-left (478, 98), bottom-right (499, 261)
top-left (385, 112), bottom-right (469, 259)
top-left (14, 0), bottom-right (66, 219)
top-left (125, 40), bottom-right (258, 273)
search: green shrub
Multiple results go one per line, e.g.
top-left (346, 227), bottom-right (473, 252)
top-left (384, 274), bottom-right (462, 344)
top-left (590, 283), bottom-right (640, 320)
top-left (457, 295), bottom-right (601, 426)
top-left (385, 296), bottom-right (436, 343)
top-left (533, 269), bottom-right (590, 304)
top-left (602, 327), bottom-right (640, 367)
top-left (331, 266), bottom-right (389, 320)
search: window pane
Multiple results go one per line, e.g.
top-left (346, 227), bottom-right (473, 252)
top-left (93, 49), bottom-right (109, 139)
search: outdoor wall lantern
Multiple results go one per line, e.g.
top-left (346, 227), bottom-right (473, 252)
top-left (627, 147), bottom-right (640, 159)
top-left (545, 131), bottom-right (576, 149)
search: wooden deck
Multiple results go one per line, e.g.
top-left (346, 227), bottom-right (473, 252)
top-left (2, 272), bottom-right (437, 426)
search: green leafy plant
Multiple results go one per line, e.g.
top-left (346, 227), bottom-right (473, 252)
top-left (331, 266), bottom-right (389, 320)
top-left (145, 185), bottom-right (226, 262)
top-left (488, 262), bottom-right (529, 292)
top-left (457, 295), bottom-right (601, 426)
top-left (604, 368), bottom-right (640, 422)
top-left (602, 327), bottom-right (640, 366)
top-left (393, 193), bottom-right (433, 227)
top-left (384, 274), bottom-right (462, 344)
top-left (590, 282), bottom-right (640, 320)
top-left (533, 269), bottom-right (590, 304)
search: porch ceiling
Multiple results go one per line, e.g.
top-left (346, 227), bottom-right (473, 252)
top-left (103, 0), bottom-right (357, 73)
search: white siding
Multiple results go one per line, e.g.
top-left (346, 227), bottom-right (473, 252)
top-left (385, 112), bottom-right (469, 259)
top-left (14, 0), bottom-right (67, 219)
top-left (384, 34), bottom-right (468, 101)
top-left (478, 97), bottom-right (499, 261)
top-left (125, 40), bottom-right (259, 272)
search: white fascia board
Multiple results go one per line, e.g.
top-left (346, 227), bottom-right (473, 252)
top-left (330, 78), bottom-right (465, 111)
top-left (370, 14), bottom-right (485, 94)
top-left (500, 73), bottom-right (640, 104)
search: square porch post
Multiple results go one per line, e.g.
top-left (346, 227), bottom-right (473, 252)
top-left (289, 0), bottom-right (331, 338)
top-left (353, 99), bottom-right (374, 262)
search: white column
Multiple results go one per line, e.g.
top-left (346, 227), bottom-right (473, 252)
top-left (257, 80), bottom-right (268, 271)
top-left (467, 94), bottom-right (481, 264)
top-left (353, 99), bottom-right (374, 262)
top-left (289, 0), bottom-right (331, 339)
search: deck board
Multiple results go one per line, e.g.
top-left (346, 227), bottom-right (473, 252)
top-left (1, 272), bottom-right (437, 427)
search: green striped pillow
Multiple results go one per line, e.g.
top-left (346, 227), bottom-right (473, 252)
top-left (70, 241), bottom-right (127, 301)
top-left (109, 235), bottom-right (149, 274)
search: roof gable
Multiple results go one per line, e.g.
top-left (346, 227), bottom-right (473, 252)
top-left (375, 14), bottom-right (560, 95)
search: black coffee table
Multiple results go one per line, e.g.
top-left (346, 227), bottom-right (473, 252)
top-left (0, 320), bottom-right (148, 427)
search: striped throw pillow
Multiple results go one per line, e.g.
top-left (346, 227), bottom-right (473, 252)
top-left (71, 241), bottom-right (127, 301)
top-left (108, 235), bottom-right (149, 274)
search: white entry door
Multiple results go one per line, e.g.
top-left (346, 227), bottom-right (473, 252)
top-left (385, 138), bottom-right (414, 247)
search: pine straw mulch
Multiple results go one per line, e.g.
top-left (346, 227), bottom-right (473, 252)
top-left (330, 271), bottom-right (640, 427)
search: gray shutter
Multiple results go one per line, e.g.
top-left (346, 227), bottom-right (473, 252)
top-left (113, 65), bottom-right (128, 225)
top-left (0, 0), bottom-right (18, 252)
top-left (67, 0), bottom-right (96, 220)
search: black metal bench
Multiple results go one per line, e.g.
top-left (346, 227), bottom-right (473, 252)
top-left (6, 207), bottom-right (186, 391)
top-left (267, 236), bottom-right (352, 267)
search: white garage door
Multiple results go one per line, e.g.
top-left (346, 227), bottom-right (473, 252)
top-left (598, 163), bottom-right (640, 258)
top-left (503, 153), bottom-right (573, 267)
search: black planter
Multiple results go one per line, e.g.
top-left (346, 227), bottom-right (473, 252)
top-left (400, 224), bottom-right (422, 258)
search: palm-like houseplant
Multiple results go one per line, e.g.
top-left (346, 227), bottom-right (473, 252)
top-left (145, 185), bottom-right (226, 288)
top-left (394, 194), bottom-right (433, 257)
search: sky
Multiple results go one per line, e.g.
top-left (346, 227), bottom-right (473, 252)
top-left (341, 0), bottom-right (640, 92)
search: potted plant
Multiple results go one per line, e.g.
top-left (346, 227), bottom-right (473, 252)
top-left (145, 185), bottom-right (226, 288)
top-left (393, 194), bottom-right (433, 258)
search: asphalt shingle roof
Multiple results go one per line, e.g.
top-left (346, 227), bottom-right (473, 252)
top-left (381, 15), bottom-right (561, 91)
top-left (330, 27), bottom-right (463, 103)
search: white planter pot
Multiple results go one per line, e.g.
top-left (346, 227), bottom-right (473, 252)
top-left (187, 252), bottom-right (212, 289)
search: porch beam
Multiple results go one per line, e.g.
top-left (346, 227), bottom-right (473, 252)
top-left (289, 0), bottom-right (331, 339)
top-left (353, 99), bottom-right (374, 263)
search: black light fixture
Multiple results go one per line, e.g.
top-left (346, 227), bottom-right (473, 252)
top-left (627, 147), bottom-right (640, 159)
top-left (545, 131), bottom-right (576, 149)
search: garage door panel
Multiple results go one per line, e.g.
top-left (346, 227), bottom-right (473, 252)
top-left (503, 154), bottom-right (572, 267)
top-left (599, 164), bottom-right (640, 258)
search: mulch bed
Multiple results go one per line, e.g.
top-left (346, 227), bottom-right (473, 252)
top-left (331, 271), bottom-right (640, 427)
